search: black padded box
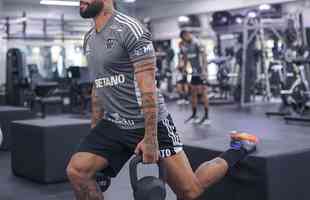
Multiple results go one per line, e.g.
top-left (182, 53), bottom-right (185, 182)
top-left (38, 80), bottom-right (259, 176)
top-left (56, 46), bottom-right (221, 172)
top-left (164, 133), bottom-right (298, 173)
top-left (184, 136), bottom-right (310, 200)
top-left (0, 106), bottom-right (34, 150)
top-left (11, 116), bottom-right (91, 183)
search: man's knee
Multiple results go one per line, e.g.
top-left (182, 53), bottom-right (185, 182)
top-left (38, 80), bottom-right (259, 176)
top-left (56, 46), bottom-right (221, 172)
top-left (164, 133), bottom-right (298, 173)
top-left (66, 163), bottom-right (89, 183)
top-left (67, 159), bottom-right (96, 183)
top-left (178, 182), bottom-right (204, 200)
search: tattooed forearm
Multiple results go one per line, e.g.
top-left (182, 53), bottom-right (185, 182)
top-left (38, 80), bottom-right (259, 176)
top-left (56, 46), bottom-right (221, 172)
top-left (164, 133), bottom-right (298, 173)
top-left (141, 92), bottom-right (157, 108)
top-left (76, 181), bottom-right (104, 200)
top-left (141, 92), bottom-right (158, 143)
top-left (134, 58), bottom-right (158, 143)
top-left (91, 86), bottom-right (103, 129)
top-left (134, 59), bottom-right (156, 75)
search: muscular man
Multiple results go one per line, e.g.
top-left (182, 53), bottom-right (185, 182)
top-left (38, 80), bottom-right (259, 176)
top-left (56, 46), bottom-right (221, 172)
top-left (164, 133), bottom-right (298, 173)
top-left (66, 1), bottom-right (259, 199)
top-left (180, 30), bottom-right (210, 125)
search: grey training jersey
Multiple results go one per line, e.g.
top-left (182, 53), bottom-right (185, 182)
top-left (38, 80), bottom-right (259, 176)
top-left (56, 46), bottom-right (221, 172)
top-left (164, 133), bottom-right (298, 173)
top-left (180, 38), bottom-right (204, 77)
top-left (84, 11), bottom-right (168, 130)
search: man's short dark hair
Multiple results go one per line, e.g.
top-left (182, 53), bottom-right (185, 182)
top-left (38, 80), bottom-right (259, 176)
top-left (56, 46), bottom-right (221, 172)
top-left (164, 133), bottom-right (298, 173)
top-left (180, 30), bottom-right (190, 40)
top-left (113, 1), bottom-right (117, 10)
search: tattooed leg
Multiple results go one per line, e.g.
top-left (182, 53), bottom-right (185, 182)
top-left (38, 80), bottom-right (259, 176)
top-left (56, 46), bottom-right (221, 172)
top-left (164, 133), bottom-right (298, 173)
top-left (67, 153), bottom-right (108, 200)
top-left (195, 158), bottom-right (229, 188)
top-left (75, 180), bottom-right (104, 200)
top-left (91, 86), bottom-right (103, 129)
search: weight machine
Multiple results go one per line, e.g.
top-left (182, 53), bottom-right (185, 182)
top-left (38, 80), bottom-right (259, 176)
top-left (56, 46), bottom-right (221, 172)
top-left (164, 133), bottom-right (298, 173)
top-left (240, 16), bottom-right (287, 107)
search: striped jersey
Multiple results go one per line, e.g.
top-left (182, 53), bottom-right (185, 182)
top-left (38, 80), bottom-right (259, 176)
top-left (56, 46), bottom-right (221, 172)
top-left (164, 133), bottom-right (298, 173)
top-left (83, 11), bottom-right (168, 129)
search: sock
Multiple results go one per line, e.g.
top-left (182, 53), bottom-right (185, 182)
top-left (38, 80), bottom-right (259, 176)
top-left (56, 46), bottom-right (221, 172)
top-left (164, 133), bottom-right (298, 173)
top-left (204, 108), bottom-right (209, 119)
top-left (184, 93), bottom-right (189, 101)
top-left (192, 107), bottom-right (197, 117)
top-left (181, 93), bottom-right (186, 100)
top-left (178, 93), bottom-right (183, 100)
top-left (219, 149), bottom-right (247, 169)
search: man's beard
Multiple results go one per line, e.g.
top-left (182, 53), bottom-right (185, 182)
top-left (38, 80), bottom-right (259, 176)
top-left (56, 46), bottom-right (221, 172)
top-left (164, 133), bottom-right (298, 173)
top-left (80, 0), bottom-right (103, 19)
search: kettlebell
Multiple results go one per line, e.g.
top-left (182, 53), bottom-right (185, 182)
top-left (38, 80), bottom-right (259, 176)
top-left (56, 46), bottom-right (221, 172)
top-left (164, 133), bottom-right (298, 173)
top-left (129, 155), bottom-right (166, 200)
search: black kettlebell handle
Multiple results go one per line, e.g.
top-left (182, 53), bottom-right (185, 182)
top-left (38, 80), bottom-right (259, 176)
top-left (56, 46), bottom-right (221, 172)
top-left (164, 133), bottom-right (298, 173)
top-left (129, 155), bottom-right (166, 191)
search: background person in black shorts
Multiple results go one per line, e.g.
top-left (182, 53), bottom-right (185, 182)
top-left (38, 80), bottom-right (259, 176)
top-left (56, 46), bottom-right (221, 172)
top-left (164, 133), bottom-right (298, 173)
top-left (176, 41), bottom-right (189, 105)
top-left (66, 1), bottom-right (258, 200)
top-left (179, 30), bottom-right (210, 125)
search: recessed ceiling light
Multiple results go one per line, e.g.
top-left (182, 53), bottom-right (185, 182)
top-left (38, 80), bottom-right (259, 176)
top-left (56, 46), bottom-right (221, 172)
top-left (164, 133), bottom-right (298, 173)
top-left (259, 4), bottom-right (271, 11)
top-left (123, 0), bottom-right (136, 3)
top-left (40, 0), bottom-right (79, 6)
top-left (178, 16), bottom-right (190, 23)
top-left (248, 11), bottom-right (257, 18)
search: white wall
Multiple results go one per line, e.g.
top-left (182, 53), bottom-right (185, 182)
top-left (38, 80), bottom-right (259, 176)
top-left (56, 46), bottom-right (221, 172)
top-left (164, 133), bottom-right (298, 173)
top-left (0, 0), bottom-right (6, 86)
top-left (2, 3), bottom-right (80, 19)
top-left (2, 2), bottom-right (136, 19)
top-left (137, 0), bottom-right (299, 19)
top-left (151, 17), bottom-right (179, 40)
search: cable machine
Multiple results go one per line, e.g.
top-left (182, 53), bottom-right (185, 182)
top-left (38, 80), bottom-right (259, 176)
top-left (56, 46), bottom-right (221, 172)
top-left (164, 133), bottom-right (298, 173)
top-left (240, 16), bottom-right (293, 107)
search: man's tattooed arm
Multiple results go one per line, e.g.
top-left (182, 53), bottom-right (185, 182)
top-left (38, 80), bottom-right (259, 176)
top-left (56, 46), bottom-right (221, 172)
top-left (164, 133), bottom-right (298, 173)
top-left (134, 58), bottom-right (158, 157)
top-left (91, 85), bottom-right (103, 129)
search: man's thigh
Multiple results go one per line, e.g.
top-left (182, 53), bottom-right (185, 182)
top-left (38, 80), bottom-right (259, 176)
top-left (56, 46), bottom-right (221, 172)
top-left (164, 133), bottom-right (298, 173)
top-left (198, 85), bottom-right (208, 95)
top-left (190, 85), bottom-right (199, 94)
top-left (162, 151), bottom-right (202, 199)
top-left (73, 119), bottom-right (132, 177)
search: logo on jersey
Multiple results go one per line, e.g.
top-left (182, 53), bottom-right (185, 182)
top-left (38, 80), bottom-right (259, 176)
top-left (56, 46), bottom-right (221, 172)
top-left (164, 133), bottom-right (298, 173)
top-left (106, 38), bottom-right (117, 49)
top-left (134, 43), bottom-right (154, 57)
top-left (105, 112), bottom-right (135, 129)
top-left (95, 74), bottom-right (125, 88)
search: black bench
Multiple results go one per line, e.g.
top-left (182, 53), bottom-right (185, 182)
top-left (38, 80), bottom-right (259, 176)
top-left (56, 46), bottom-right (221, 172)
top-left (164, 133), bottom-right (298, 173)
top-left (0, 106), bottom-right (34, 150)
top-left (11, 116), bottom-right (90, 183)
top-left (184, 136), bottom-right (310, 200)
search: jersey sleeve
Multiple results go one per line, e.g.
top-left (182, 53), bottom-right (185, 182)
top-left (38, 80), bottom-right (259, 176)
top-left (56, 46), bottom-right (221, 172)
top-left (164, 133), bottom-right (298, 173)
top-left (83, 28), bottom-right (94, 55)
top-left (123, 23), bottom-right (156, 63)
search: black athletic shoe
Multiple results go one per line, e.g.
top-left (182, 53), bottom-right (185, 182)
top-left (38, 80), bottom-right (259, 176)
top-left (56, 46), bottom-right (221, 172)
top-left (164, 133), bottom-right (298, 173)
top-left (184, 115), bottom-right (199, 124)
top-left (197, 116), bottom-right (211, 125)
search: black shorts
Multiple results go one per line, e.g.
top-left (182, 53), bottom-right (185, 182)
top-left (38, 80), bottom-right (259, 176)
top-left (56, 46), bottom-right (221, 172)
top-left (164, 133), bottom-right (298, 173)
top-left (76, 115), bottom-right (183, 177)
top-left (191, 76), bottom-right (204, 85)
top-left (177, 75), bottom-right (187, 84)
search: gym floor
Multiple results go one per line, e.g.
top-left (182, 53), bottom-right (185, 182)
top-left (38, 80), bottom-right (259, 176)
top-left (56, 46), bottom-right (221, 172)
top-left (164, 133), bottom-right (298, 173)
top-left (1, 102), bottom-right (309, 200)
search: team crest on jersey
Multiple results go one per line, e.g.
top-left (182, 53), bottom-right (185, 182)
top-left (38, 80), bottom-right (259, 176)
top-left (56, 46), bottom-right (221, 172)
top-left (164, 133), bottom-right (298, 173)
top-left (106, 38), bottom-right (117, 49)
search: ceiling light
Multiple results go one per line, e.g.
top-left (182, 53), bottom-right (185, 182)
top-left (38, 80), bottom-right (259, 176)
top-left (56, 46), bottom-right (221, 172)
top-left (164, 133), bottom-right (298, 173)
top-left (123, 0), bottom-right (136, 3)
top-left (40, 0), bottom-right (79, 6)
top-left (178, 16), bottom-right (190, 23)
top-left (259, 4), bottom-right (271, 11)
top-left (236, 17), bottom-right (243, 24)
top-left (248, 11), bottom-right (257, 18)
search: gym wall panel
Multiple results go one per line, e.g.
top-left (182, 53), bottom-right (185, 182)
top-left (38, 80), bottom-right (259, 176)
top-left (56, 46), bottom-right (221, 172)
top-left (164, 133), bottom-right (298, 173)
top-left (150, 13), bottom-right (215, 41)
top-left (151, 17), bottom-right (180, 40)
